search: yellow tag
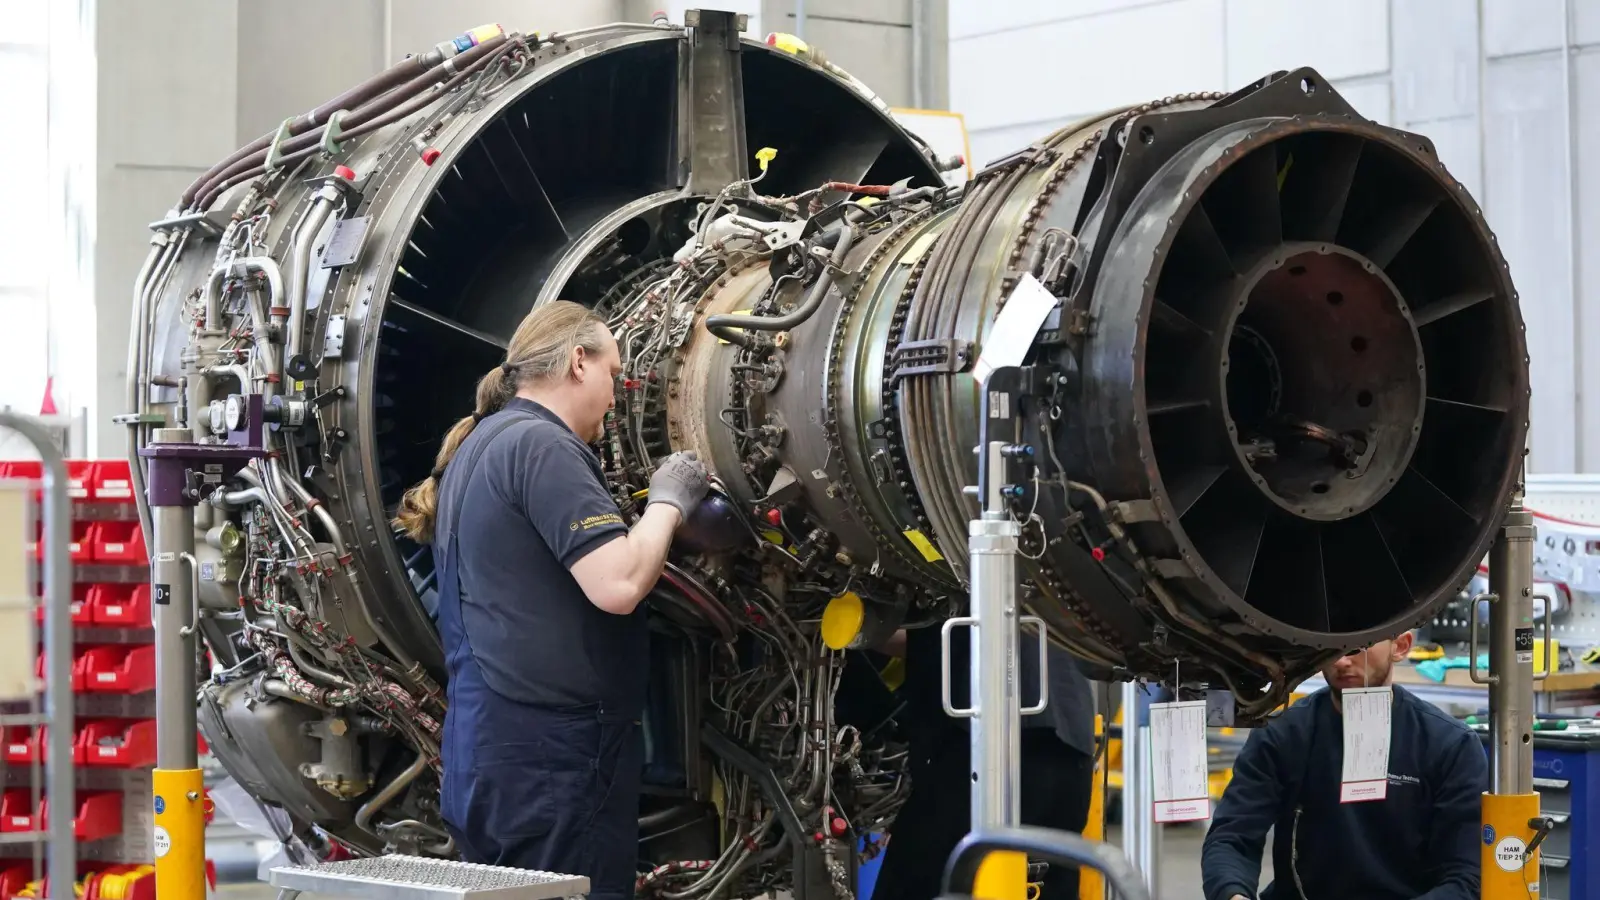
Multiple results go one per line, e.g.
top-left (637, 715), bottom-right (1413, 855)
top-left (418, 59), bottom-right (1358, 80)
top-left (761, 529), bottom-right (785, 545)
top-left (898, 231), bottom-right (940, 267)
top-left (903, 528), bottom-right (944, 562)
top-left (755, 147), bottom-right (778, 172)
top-left (293, 380), bottom-right (304, 392)
top-left (717, 310), bottom-right (751, 344)
top-left (878, 656), bottom-right (906, 691)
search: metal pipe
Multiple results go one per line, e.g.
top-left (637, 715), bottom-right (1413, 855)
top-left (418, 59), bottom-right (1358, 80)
top-left (287, 189), bottom-right (339, 368)
top-left (1135, 723), bottom-right (1161, 896)
top-left (152, 430), bottom-right (200, 771)
top-left (1119, 681), bottom-right (1145, 878)
top-left (794, 0), bottom-right (806, 40)
top-left (355, 752), bottom-right (428, 835)
top-left (704, 220), bottom-right (857, 344)
top-left (126, 232), bottom-right (170, 539)
top-left (1488, 471), bottom-right (1535, 794)
top-left (0, 413), bottom-right (75, 900)
top-left (969, 478), bottom-right (1023, 830)
top-left (910, 0), bottom-right (927, 110)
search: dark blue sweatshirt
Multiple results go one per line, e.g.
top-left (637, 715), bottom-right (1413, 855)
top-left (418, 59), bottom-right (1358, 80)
top-left (1202, 685), bottom-right (1486, 900)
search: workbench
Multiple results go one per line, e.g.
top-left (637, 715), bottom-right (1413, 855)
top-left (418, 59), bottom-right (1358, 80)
top-left (1391, 660), bottom-right (1600, 715)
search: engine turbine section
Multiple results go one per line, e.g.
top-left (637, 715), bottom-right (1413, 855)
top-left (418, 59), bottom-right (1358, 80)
top-left (129, 10), bottom-right (1528, 894)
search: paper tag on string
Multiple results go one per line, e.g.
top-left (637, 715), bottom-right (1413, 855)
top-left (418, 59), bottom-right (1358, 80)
top-left (1339, 686), bottom-right (1392, 803)
top-left (1149, 700), bottom-right (1211, 823)
top-left (972, 274), bottom-right (1059, 384)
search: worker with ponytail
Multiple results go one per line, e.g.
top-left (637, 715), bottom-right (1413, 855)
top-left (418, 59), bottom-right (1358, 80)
top-left (392, 299), bottom-right (708, 896)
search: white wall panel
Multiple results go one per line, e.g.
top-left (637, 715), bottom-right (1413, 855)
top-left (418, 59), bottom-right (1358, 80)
top-left (1391, 0), bottom-right (1478, 123)
top-left (1330, 79), bottom-right (1392, 125)
top-left (1224, 0), bottom-right (1388, 84)
top-left (388, 1), bottom-right (621, 48)
top-left (950, 0), bottom-right (1225, 132)
top-left (1485, 54), bottom-right (1574, 473)
top-left (1573, 50), bottom-right (1600, 470)
top-left (1485, 0), bottom-right (1566, 58)
top-left (948, 0), bottom-right (1161, 41)
top-left (1412, 114), bottom-right (1482, 201)
top-left (99, 0), bottom-right (238, 169)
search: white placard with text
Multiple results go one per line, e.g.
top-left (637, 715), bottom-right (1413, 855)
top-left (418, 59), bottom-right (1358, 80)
top-left (1339, 685), bottom-right (1392, 803)
top-left (1150, 700), bottom-right (1211, 823)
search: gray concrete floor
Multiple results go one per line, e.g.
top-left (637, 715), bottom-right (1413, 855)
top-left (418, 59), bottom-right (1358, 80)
top-left (210, 821), bottom-right (1270, 900)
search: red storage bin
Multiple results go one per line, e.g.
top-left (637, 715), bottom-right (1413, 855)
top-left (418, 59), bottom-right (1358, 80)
top-left (88, 521), bottom-right (146, 565)
top-left (32, 521), bottom-right (91, 563)
top-left (0, 790), bottom-right (35, 832)
top-left (79, 719), bottom-right (156, 769)
top-left (2, 726), bottom-right (42, 764)
top-left (39, 792), bottom-right (122, 842)
top-left (87, 584), bottom-right (150, 627)
top-left (35, 652), bottom-right (87, 692)
top-left (89, 460), bottom-right (135, 502)
top-left (64, 460), bottom-right (93, 501)
top-left (0, 862), bottom-right (32, 900)
top-left (34, 584), bottom-right (95, 627)
top-left (79, 645), bottom-right (155, 694)
top-left (0, 461), bottom-right (42, 505)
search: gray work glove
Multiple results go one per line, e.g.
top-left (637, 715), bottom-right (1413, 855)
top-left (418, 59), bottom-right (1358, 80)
top-left (648, 451), bottom-right (710, 522)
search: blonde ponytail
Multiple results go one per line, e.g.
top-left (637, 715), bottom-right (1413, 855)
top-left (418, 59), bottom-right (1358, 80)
top-left (390, 300), bottom-right (609, 544)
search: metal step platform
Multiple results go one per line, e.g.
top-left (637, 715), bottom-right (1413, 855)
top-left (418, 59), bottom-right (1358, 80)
top-left (268, 855), bottom-right (589, 900)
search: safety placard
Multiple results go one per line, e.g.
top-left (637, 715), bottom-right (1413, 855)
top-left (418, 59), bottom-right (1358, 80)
top-left (1150, 700), bottom-right (1210, 822)
top-left (1340, 685), bottom-right (1392, 803)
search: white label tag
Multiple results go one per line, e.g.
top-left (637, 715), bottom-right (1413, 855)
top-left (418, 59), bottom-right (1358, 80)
top-left (1150, 700), bottom-right (1211, 822)
top-left (1340, 685), bottom-right (1392, 803)
top-left (973, 273), bottom-right (1059, 384)
top-left (98, 746), bottom-right (117, 758)
top-left (96, 672), bottom-right (117, 683)
top-left (1494, 836), bottom-right (1526, 871)
top-left (104, 543), bottom-right (124, 554)
top-left (153, 825), bottom-right (171, 857)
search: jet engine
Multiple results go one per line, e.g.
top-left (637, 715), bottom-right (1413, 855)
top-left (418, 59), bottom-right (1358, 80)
top-left (128, 9), bottom-right (1528, 895)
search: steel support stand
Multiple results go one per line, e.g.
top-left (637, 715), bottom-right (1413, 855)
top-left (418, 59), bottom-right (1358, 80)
top-left (948, 367), bottom-right (1047, 900)
top-left (0, 413), bottom-right (76, 900)
top-left (1117, 684), bottom-right (1160, 896)
top-left (1473, 465), bottom-right (1551, 898)
top-left (139, 420), bottom-right (261, 900)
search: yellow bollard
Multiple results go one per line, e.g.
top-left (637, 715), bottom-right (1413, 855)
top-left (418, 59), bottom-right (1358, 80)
top-left (1080, 714), bottom-right (1106, 900)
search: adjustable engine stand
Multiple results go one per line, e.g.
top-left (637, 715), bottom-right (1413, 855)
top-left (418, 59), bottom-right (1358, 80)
top-left (945, 365), bottom-right (1091, 900)
top-left (1475, 466), bottom-right (1552, 898)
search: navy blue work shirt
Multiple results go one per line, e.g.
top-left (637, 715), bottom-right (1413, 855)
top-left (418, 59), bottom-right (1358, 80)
top-left (1202, 684), bottom-right (1486, 900)
top-left (432, 398), bottom-right (647, 716)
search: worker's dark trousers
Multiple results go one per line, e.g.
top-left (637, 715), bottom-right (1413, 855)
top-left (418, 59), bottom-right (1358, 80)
top-left (873, 728), bottom-right (1095, 900)
top-left (442, 695), bottom-right (644, 900)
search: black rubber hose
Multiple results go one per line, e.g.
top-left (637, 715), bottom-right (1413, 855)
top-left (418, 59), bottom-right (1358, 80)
top-left (190, 36), bottom-right (509, 209)
top-left (196, 37), bottom-right (515, 210)
top-left (942, 827), bottom-right (1149, 900)
top-left (181, 46), bottom-right (452, 208)
top-left (704, 220), bottom-right (858, 346)
top-left (699, 724), bottom-right (808, 849)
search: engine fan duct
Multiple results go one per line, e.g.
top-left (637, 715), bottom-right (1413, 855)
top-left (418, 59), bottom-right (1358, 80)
top-left (133, 12), bottom-right (1526, 878)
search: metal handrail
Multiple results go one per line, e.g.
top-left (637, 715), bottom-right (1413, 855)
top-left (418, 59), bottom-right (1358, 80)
top-left (941, 826), bottom-right (1150, 900)
top-left (0, 412), bottom-right (76, 895)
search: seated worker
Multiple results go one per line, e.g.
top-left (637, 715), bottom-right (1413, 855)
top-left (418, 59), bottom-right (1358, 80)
top-left (873, 625), bottom-right (1097, 900)
top-left (1202, 630), bottom-right (1487, 900)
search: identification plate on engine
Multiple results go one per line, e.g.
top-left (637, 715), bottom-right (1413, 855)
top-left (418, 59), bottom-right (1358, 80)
top-left (322, 216), bottom-right (372, 268)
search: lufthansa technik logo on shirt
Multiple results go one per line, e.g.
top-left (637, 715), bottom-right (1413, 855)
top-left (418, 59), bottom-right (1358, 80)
top-left (570, 512), bottom-right (624, 532)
